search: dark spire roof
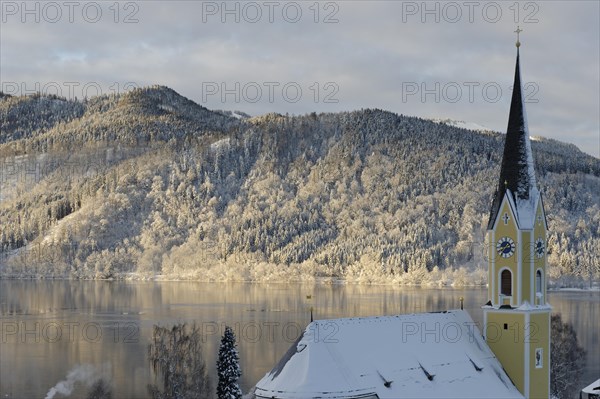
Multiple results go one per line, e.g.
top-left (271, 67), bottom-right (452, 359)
top-left (488, 48), bottom-right (538, 229)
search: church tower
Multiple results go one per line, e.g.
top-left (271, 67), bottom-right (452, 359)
top-left (483, 31), bottom-right (551, 399)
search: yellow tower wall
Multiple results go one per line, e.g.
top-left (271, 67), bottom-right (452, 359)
top-left (485, 310), bottom-right (526, 393)
top-left (490, 199), bottom-right (519, 306)
top-left (521, 230), bottom-right (532, 304)
top-left (533, 202), bottom-right (547, 305)
top-left (528, 311), bottom-right (550, 399)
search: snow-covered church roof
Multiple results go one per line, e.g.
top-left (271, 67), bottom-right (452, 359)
top-left (253, 310), bottom-right (524, 399)
top-left (488, 48), bottom-right (540, 230)
top-left (581, 378), bottom-right (600, 396)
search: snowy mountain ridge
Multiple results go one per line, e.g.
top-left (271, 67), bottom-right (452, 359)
top-left (0, 87), bottom-right (598, 285)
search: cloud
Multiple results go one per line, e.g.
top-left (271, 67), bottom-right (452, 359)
top-left (1, 0), bottom-right (598, 157)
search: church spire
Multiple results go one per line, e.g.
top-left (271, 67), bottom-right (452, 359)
top-left (488, 41), bottom-right (538, 229)
top-left (484, 32), bottom-right (550, 399)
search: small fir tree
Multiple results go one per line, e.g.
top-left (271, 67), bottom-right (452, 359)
top-left (216, 326), bottom-right (242, 399)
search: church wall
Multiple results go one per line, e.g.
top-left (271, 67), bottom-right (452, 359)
top-left (521, 230), bottom-right (532, 304)
top-left (486, 231), bottom-right (495, 301)
top-left (533, 202), bottom-right (547, 304)
top-left (492, 199), bottom-right (519, 306)
top-left (528, 311), bottom-right (550, 399)
top-left (485, 310), bottom-right (526, 393)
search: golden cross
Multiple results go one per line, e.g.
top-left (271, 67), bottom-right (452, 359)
top-left (515, 26), bottom-right (523, 48)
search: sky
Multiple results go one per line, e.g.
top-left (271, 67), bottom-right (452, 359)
top-left (1, 0), bottom-right (599, 158)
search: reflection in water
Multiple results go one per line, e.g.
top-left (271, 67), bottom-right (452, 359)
top-left (0, 281), bottom-right (598, 398)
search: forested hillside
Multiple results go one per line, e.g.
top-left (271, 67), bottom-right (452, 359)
top-left (1, 87), bottom-right (598, 285)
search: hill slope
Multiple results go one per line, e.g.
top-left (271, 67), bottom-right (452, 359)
top-left (1, 87), bottom-right (598, 285)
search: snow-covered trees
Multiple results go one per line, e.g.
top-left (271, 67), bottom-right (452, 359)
top-left (216, 326), bottom-right (242, 399)
top-left (1, 89), bottom-right (599, 284)
top-left (550, 313), bottom-right (586, 399)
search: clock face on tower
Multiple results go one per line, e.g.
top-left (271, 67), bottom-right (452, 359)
top-left (496, 237), bottom-right (516, 258)
top-left (535, 238), bottom-right (546, 258)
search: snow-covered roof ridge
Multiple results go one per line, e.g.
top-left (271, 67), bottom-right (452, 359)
top-left (254, 310), bottom-right (524, 399)
top-left (519, 57), bottom-right (537, 194)
top-left (516, 186), bottom-right (540, 229)
top-left (581, 378), bottom-right (600, 394)
top-left (514, 301), bottom-right (552, 311)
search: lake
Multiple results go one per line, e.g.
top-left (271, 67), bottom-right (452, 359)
top-left (0, 281), bottom-right (598, 398)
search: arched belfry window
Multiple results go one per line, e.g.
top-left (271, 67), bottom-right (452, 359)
top-left (536, 270), bottom-right (543, 294)
top-left (501, 270), bottom-right (512, 296)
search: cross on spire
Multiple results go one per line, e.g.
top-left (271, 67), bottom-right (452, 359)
top-left (515, 26), bottom-right (523, 48)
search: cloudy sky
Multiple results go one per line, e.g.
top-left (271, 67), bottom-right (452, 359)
top-left (1, 1), bottom-right (598, 157)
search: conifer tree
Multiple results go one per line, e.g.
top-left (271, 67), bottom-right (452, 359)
top-left (216, 326), bottom-right (242, 399)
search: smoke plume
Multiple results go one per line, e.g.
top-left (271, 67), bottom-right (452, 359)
top-left (44, 364), bottom-right (97, 399)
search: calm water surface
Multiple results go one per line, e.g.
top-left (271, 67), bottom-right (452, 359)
top-left (0, 281), bottom-right (598, 398)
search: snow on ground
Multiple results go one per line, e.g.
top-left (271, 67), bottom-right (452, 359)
top-left (552, 287), bottom-right (600, 292)
top-left (210, 137), bottom-right (231, 152)
top-left (431, 118), bottom-right (494, 133)
top-left (215, 110), bottom-right (251, 119)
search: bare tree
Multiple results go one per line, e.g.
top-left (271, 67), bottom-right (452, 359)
top-left (551, 313), bottom-right (586, 399)
top-left (147, 323), bottom-right (211, 399)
